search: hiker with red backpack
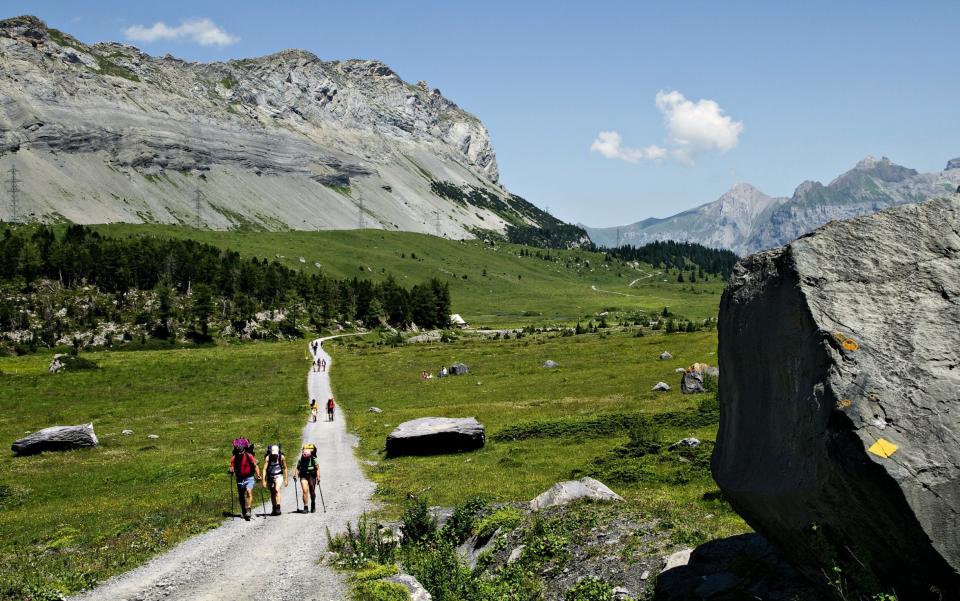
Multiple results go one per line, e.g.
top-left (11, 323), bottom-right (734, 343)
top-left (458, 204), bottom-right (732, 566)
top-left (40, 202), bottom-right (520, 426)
top-left (261, 444), bottom-right (289, 515)
top-left (294, 443), bottom-right (320, 513)
top-left (229, 439), bottom-right (260, 521)
top-left (326, 397), bottom-right (335, 421)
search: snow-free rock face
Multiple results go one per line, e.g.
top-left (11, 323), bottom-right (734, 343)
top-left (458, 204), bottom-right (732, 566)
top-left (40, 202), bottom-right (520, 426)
top-left (0, 16), bottom-right (567, 239)
top-left (713, 198), bottom-right (960, 598)
top-left (385, 417), bottom-right (485, 457)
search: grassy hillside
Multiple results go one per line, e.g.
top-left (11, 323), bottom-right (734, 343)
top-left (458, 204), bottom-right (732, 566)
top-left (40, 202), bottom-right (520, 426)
top-left (89, 225), bottom-right (726, 326)
top-left (329, 328), bottom-right (744, 542)
top-left (0, 341), bottom-right (308, 599)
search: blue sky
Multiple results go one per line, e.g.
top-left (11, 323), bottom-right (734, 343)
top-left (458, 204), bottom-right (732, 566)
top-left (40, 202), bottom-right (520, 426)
top-left (3, 1), bottom-right (959, 226)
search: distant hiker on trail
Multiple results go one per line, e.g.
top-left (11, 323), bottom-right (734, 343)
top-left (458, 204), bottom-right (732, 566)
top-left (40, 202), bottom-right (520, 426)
top-left (294, 443), bottom-right (319, 513)
top-left (326, 397), bottom-right (335, 421)
top-left (310, 398), bottom-right (318, 422)
top-left (321, 358), bottom-right (327, 372)
top-left (229, 438), bottom-right (260, 521)
top-left (261, 444), bottom-right (288, 515)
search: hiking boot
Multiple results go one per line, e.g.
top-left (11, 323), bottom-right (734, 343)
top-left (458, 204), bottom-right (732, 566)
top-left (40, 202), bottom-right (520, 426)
top-left (311, 501), bottom-right (316, 513)
top-left (244, 511), bottom-right (251, 521)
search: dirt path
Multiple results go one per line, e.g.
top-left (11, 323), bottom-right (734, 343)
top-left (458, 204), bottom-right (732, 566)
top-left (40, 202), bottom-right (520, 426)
top-left (72, 336), bottom-right (374, 601)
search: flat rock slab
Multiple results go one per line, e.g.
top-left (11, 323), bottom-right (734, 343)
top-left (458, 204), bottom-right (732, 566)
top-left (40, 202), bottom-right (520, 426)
top-left (12, 423), bottom-right (98, 455)
top-left (529, 477), bottom-right (624, 510)
top-left (714, 198), bottom-right (960, 598)
top-left (385, 417), bottom-right (485, 457)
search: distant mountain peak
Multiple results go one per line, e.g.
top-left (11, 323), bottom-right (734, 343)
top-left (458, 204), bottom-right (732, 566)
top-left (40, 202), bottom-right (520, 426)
top-left (585, 154), bottom-right (960, 256)
top-left (854, 155), bottom-right (884, 169)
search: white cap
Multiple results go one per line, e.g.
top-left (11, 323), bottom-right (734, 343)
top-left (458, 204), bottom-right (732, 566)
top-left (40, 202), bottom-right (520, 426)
top-left (270, 445), bottom-right (279, 455)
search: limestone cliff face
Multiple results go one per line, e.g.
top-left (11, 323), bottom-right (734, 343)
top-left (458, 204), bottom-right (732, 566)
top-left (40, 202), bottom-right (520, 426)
top-left (0, 15), bottom-right (538, 236)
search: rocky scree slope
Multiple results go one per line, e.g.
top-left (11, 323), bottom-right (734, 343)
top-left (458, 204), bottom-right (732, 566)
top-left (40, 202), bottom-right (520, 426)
top-left (714, 197), bottom-right (960, 599)
top-left (586, 155), bottom-right (960, 255)
top-left (0, 16), bottom-right (572, 241)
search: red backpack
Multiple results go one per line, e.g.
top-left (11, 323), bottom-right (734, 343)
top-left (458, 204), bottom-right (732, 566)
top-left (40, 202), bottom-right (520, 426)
top-left (234, 449), bottom-right (255, 478)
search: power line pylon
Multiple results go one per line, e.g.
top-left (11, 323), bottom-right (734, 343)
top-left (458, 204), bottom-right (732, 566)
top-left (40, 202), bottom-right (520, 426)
top-left (7, 162), bottom-right (19, 223)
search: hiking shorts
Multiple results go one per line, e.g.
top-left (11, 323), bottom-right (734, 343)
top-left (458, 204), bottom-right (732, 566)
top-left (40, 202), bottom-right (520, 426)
top-left (237, 476), bottom-right (255, 491)
top-left (299, 474), bottom-right (317, 489)
top-left (268, 474), bottom-right (283, 490)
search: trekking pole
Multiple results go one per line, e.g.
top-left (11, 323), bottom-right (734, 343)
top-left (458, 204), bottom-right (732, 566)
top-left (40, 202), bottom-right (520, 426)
top-left (317, 481), bottom-right (326, 513)
top-left (295, 478), bottom-right (301, 513)
top-left (228, 472), bottom-right (235, 517)
top-left (258, 484), bottom-right (267, 519)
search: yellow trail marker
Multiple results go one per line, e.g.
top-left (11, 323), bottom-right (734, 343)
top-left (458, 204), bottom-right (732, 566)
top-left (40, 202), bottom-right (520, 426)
top-left (832, 331), bottom-right (860, 351)
top-left (868, 438), bottom-right (898, 458)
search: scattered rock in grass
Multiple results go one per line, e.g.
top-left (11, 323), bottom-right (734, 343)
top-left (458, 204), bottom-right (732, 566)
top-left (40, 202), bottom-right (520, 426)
top-left (12, 423), bottom-right (98, 455)
top-left (543, 359), bottom-right (559, 368)
top-left (449, 362), bottom-right (469, 375)
top-left (652, 381), bottom-right (671, 391)
top-left (529, 477), bottom-right (624, 510)
top-left (674, 367), bottom-right (686, 373)
top-left (429, 506), bottom-right (454, 529)
top-left (385, 417), bottom-right (485, 457)
top-left (147, 434), bottom-right (159, 439)
top-left (458, 527), bottom-right (501, 568)
top-left (668, 438), bottom-right (701, 451)
top-left (368, 406), bottom-right (383, 414)
top-left (613, 586), bottom-right (632, 600)
top-left (384, 573), bottom-right (432, 601)
top-left (507, 545), bottom-right (525, 563)
top-left (663, 548), bottom-right (692, 570)
top-left (121, 429), bottom-right (133, 435)
top-left (659, 351), bottom-right (673, 360)
top-left (680, 370), bottom-right (706, 394)
top-left (48, 353), bottom-right (98, 373)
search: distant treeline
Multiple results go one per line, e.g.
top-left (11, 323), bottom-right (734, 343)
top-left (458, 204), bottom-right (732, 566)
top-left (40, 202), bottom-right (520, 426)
top-left (0, 225), bottom-right (451, 329)
top-left (604, 241), bottom-right (739, 277)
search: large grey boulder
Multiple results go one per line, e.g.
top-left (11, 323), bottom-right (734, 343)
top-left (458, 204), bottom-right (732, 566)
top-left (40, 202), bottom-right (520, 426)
top-left (714, 198), bottom-right (960, 598)
top-left (529, 477), bottom-right (623, 510)
top-left (12, 423), bottom-right (98, 455)
top-left (385, 417), bottom-right (485, 457)
top-left (679, 371), bottom-right (705, 394)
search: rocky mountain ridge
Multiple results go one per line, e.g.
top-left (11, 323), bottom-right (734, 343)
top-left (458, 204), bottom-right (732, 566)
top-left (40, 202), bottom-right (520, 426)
top-left (586, 155), bottom-right (960, 255)
top-left (0, 15), bottom-right (577, 242)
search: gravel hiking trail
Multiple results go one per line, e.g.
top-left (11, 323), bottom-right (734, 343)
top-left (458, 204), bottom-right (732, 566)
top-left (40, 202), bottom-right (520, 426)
top-left (72, 336), bottom-right (375, 601)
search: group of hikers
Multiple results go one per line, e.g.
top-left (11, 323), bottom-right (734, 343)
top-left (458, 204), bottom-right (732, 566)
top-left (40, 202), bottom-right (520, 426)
top-left (309, 397), bottom-right (336, 422)
top-left (227, 340), bottom-right (334, 520)
top-left (228, 438), bottom-right (323, 520)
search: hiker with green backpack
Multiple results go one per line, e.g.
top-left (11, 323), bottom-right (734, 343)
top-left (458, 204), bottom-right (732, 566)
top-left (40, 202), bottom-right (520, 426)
top-left (294, 443), bottom-right (320, 513)
top-left (261, 444), bottom-right (288, 516)
top-left (229, 438), bottom-right (260, 521)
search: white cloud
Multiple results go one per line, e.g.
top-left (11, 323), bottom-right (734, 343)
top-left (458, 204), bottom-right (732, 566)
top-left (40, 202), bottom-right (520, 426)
top-left (124, 18), bottom-right (238, 47)
top-left (590, 131), bottom-right (667, 163)
top-left (591, 90), bottom-right (743, 166)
